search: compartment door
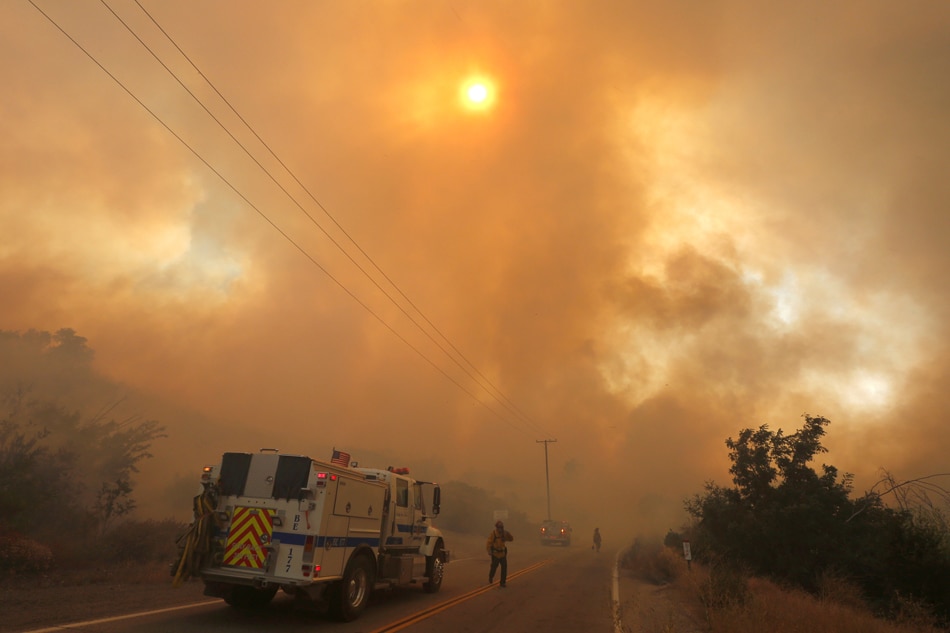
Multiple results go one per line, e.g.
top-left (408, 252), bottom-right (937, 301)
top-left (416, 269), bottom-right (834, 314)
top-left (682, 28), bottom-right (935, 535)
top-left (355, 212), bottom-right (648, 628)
top-left (223, 506), bottom-right (276, 569)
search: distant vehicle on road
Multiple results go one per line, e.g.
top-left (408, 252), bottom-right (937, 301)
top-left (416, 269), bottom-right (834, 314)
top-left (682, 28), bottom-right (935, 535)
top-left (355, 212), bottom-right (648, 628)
top-left (539, 519), bottom-right (572, 546)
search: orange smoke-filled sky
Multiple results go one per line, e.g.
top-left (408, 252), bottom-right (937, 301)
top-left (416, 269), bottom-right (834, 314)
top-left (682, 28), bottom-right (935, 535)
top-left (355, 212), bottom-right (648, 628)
top-left (2, 1), bottom-right (949, 534)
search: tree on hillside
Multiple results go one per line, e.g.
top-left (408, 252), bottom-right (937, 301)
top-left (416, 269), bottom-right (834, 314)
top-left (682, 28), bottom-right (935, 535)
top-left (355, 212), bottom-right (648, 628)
top-left (685, 414), bottom-right (950, 623)
top-left (0, 389), bottom-right (166, 541)
top-left (0, 395), bottom-right (77, 533)
top-left (0, 329), bottom-right (167, 558)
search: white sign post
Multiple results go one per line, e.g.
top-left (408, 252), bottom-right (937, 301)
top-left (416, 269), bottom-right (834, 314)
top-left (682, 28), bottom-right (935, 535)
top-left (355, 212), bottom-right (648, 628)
top-left (682, 540), bottom-right (692, 571)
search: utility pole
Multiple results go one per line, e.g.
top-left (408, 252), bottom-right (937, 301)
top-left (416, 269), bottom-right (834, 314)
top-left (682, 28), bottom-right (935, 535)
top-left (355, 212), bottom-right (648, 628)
top-left (537, 439), bottom-right (557, 520)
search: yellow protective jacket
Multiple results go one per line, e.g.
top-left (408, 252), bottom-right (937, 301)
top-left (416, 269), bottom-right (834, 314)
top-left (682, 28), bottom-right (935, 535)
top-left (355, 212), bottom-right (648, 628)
top-left (486, 528), bottom-right (514, 559)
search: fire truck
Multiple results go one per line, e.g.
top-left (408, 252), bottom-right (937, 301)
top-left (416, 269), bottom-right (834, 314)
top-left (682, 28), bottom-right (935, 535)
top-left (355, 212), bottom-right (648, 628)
top-left (172, 449), bottom-right (449, 621)
top-left (539, 519), bottom-right (572, 546)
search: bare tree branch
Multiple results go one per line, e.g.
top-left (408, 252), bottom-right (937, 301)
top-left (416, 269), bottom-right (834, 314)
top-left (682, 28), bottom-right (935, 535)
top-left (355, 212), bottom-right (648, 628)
top-left (846, 471), bottom-right (950, 523)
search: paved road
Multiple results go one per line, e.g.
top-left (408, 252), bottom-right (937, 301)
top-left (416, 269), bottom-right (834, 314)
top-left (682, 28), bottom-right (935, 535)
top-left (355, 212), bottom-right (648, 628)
top-left (14, 535), bottom-right (622, 633)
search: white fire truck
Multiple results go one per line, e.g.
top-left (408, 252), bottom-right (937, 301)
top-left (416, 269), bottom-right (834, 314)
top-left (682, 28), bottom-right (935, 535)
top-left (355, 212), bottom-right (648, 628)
top-left (173, 449), bottom-right (449, 621)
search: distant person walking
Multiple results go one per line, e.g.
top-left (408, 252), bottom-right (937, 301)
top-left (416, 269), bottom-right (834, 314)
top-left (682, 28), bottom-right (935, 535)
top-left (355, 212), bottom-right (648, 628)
top-left (593, 527), bottom-right (602, 552)
top-left (486, 520), bottom-right (514, 587)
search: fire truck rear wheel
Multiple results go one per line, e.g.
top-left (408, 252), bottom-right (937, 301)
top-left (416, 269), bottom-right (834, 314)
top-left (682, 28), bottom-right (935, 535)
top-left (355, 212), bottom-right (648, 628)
top-left (224, 585), bottom-right (278, 610)
top-left (331, 555), bottom-right (374, 621)
top-left (423, 542), bottom-right (445, 593)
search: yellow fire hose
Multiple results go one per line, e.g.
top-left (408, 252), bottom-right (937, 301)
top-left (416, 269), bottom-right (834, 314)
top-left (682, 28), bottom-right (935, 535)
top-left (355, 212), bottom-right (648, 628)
top-left (172, 488), bottom-right (218, 587)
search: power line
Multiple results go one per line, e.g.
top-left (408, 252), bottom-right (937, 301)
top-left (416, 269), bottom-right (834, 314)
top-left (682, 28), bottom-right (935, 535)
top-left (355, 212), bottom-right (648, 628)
top-left (28, 0), bottom-right (553, 439)
top-left (26, 0), bottom-right (518, 432)
top-left (119, 0), bottom-right (551, 438)
top-left (115, 0), bottom-right (547, 437)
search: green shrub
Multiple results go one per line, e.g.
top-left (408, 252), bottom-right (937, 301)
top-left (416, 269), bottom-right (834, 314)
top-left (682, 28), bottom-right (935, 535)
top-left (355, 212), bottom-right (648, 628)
top-left (0, 532), bottom-right (54, 574)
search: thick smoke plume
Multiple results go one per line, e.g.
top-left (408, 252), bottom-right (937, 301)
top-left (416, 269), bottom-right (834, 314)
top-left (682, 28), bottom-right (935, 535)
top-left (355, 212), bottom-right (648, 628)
top-left (2, 2), bottom-right (948, 537)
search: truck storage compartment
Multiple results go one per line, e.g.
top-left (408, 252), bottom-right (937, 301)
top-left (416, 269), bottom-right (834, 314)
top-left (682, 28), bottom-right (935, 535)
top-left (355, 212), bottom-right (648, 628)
top-left (222, 506), bottom-right (276, 569)
top-left (380, 554), bottom-right (415, 584)
top-left (334, 477), bottom-right (385, 519)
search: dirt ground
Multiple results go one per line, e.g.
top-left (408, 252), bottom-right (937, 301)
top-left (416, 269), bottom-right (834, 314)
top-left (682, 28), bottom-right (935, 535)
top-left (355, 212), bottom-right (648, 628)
top-left (0, 567), bottom-right (210, 633)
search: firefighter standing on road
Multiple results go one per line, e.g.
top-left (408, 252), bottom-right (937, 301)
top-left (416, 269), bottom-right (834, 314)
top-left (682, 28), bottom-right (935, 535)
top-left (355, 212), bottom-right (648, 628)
top-left (593, 527), bottom-right (602, 552)
top-left (487, 520), bottom-right (514, 587)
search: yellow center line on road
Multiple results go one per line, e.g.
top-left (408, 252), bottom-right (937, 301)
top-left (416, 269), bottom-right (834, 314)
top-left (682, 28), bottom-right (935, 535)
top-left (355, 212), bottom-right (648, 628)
top-left (369, 560), bottom-right (552, 633)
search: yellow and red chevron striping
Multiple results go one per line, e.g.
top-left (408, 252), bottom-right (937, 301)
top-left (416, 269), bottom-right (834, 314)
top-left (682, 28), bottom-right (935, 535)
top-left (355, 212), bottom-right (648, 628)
top-left (223, 507), bottom-right (275, 568)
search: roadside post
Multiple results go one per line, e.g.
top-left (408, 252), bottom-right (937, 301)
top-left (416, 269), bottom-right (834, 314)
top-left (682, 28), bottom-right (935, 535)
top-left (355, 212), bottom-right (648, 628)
top-left (682, 539), bottom-right (692, 571)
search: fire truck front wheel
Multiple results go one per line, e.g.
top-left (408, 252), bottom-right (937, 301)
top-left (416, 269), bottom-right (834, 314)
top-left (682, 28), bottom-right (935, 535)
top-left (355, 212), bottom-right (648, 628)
top-left (330, 555), bottom-right (375, 621)
top-left (423, 542), bottom-right (445, 593)
top-left (223, 584), bottom-right (278, 610)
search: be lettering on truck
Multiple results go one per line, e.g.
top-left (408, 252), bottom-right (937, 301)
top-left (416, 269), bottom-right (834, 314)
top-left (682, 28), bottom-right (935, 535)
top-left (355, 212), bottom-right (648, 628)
top-left (172, 449), bottom-right (449, 622)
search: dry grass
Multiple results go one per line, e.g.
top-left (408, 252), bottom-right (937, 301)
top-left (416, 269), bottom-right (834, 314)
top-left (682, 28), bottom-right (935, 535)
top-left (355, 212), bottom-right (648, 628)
top-left (623, 542), bottom-right (946, 633)
top-left (686, 571), bottom-right (943, 633)
top-left (622, 538), bottom-right (686, 585)
top-left (0, 560), bottom-right (173, 589)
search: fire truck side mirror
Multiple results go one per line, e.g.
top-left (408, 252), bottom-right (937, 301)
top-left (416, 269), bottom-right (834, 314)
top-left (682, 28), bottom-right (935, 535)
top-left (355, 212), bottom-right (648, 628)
top-left (432, 486), bottom-right (441, 516)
